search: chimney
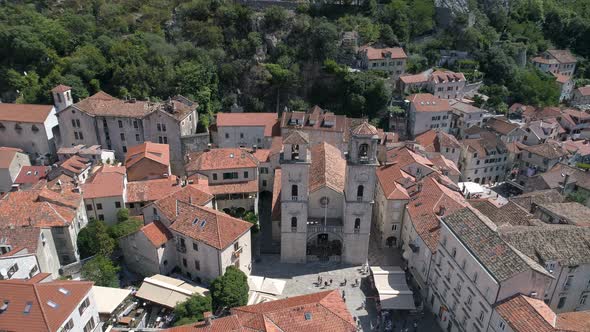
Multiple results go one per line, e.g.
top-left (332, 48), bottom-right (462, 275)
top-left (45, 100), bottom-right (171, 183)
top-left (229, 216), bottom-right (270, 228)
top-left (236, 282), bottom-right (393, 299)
top-left (203, 312), bottom-right (212, 325)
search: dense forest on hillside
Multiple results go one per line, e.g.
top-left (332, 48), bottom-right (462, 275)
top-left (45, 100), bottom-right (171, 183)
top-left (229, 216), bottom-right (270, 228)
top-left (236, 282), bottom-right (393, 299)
top-left (1, 0), bottom-right (590, 124)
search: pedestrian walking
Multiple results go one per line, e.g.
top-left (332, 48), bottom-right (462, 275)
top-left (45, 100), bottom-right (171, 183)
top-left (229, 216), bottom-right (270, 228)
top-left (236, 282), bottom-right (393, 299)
top-left (317, 275), bottom-right (321, 283)
top-left (342, 289), bottom-right (346, 297)
top-left (344, 278), bottom-right (347, 286)
top-left (329, 278), bottom-right (333, 285)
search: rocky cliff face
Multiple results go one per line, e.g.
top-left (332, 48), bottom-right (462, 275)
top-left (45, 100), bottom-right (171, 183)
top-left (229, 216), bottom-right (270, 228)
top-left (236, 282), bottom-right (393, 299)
top-left (435, 0), bottom-right (511, 28)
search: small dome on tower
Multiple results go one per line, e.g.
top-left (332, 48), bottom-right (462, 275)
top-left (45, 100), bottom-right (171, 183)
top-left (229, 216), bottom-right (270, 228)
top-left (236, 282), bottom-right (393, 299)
top-left (351, 121), bottom-right (378, 136)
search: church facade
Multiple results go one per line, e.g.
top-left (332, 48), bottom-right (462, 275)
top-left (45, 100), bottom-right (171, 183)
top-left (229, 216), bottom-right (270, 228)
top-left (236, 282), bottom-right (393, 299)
top-left (278, 122), bottom-right (379, 264)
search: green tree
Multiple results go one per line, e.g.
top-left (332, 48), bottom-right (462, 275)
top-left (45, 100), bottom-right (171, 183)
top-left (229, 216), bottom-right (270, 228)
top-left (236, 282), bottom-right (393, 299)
top-left (77, 220), bottom-right (115, 258)
top-left (566, 190), bottom-right (590, 205)
top-left (264, 6), bottom-right (288, 32)
top-left (243, 211), bottom-right (259, 233)
top-left (265, 63), bottom-right (297, 113)
top-left (210, 266), bottom-right (249, 311)
top-left (173, 294), bottom-right (213, 326)
top-left (508, 68), bottom-right (559, 106)
top-left (109, 218), bottom-right (143, 239)
top-left (117, 208), bottom-right (130, 222)
top-left (81, 255), bottom-right (120, 287)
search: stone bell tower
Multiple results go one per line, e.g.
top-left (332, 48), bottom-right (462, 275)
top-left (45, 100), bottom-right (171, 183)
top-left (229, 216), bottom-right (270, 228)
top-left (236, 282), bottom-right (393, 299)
top-left (280, 130), bottom-right (311, 263)
top-left (51, 84), bottom-right (73, 112)
top-left (342, 121), bottom-right (379, 264)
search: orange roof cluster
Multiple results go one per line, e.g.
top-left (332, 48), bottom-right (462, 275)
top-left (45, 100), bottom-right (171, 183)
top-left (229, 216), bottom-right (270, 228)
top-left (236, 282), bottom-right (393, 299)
top-left (309, 142), bottom-right (346, 193)
top-left (216, 112), bottom-right (279, 137)
top-left (125, 142), bottom-right (170, 168)
top-left (140, 220), bottom-right (173, 247)
top-left (206, 180), bottom-right (258, 195)
top-left (408, 94), bottom-right (451, 113)
top-left (431, 70), bottom-right (465, 83)
top-left (415, 129), bottom-right (461, 153)
top-left (186, 148), bottom-right (258, 172)
top-left (0, 103), bottom-right (54, 123)
top-left (400, 73), bottom-right (429, 84)
top-left (0, 189), bottom-right (81, 228)
top-left (576, 85), bottom-right (590, 96)
top-left (360, 45), bottom-right (407, 60)
top-left (0, 278), bottom-right (93, 332)
top-left (164, 290), bottom-right (356, 332)
top-left (494, 295), bottom-right (558, 332)
top-left (169, 203), bottom-right (252, 250)
top-left (59, 155), bottom-right (91, 175)
top-left (14, 166), bottom-right (50, 185)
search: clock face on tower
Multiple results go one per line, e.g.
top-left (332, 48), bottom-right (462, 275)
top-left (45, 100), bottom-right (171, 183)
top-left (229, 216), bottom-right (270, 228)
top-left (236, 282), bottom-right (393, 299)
top-left (320, 196), bottom-right (330, 207)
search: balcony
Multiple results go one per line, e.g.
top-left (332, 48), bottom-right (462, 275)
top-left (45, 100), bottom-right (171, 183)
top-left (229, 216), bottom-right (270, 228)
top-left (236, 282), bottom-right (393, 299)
top-left (307, 218), bottom-right (343, 234)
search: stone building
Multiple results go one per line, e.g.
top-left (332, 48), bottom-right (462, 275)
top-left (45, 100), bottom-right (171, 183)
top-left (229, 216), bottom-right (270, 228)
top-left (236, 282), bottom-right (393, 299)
top-left (358, 45), bottom-right (407, 79)
top-left (0, 147), bottom-right (31, 195)
top-left (213, 112), bottom-right (279, 149)
top-left (531, 49), bottom-right (577, 77)
top-left (277, 122), bottom-right (378, 264)
top-left (407, 93), bottom-right (452, 138)
top-left (54, 88), bottom-right (198, 175)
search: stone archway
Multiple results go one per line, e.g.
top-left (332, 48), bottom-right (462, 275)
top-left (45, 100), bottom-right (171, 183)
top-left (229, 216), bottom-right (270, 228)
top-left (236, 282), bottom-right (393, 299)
top-left (306, 232), bottom-right (342, 262)
top-left (386, 236), bottom-right (396, 247)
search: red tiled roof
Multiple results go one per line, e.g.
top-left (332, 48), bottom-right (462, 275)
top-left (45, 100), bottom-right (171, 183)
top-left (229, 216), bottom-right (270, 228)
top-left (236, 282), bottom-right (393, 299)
top-left (169, 204), bottom-right (252, 250)
top-left (532, 56), bottom-right (559, 65)
top-left (360, 45), bottom-right (407, 60)
top-left (216, 112), bottom-right (279, 137)
top-left (0, 190), bottom-right (79, 228)
top-left (0, 278), bottom-right (93, 332)
top-left (82, 167), bottom-right (125, 199)
top-left (281, 106), bottom-right (348, 133)
top-left (407, 177), bottom-right (467, 252)
top-left (59, 155), bottom-right (90, 174)
top-left (125, 142), bottom-right (170, 168)
top-left (51, 84), bottom-right (72, 93)
top-left (400, 73), bottom-right (429, 84)
top-left (309, 143), bottom-right (346, 193)
top-left (556, 311), bottom-right (590, 331)
top-left (429, 154), bottom-right (460, 176)
top-left (0, 226), bottom-right (41, 255)
top-left (431, 70), bottom-right (465, 83)
top-left (0, 147), bottom-right (24, 168)
top-left (415, 129), bottom-right (460, 153)
top-left (546, 49), bottom-right (577, 64)
top-left (494, 295), bottom-right (557, 332)
top-left (231, 290), bottom-right (356, 332)
top-left (141, 220), bottom-right (173, 247)
top-left (14, 166), bottom-right (49, 185)
top-left (0, 103), bottom-right (54, 123)
top-left (486, 117), bottom-right (519, 135)
top-left (151, 185), bottom-right (213, 221)
top-left (126, 176), bottom-right (182, 203)
top-left (552, 72), bottom-right (571, 84)
top-left (251, 149), bottom-right (271, 163)
top-left (351, 121), bottom-right (378, 136)
top-left (207, 180), bottom-right (258, 195)
top-left (186, 148), bottom-right (258, 172)
top-left (163, 315), bottom-right (245, 332)
top-left (408, 94), bottom-right (451, 113)
top-left (376, 164), bottom-right (411, 200)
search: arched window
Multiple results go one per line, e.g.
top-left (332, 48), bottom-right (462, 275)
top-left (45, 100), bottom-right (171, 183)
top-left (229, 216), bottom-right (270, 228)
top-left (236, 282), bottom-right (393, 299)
top-left (354, 218), bottom-right (361, 231)
top-left (291, 185), bottom-right (298, 199)
top-left (292, 144), bottom-right (299, 159)
top-left (291, 217), bottom-right (297, 229)
top-left (357, 185), bottom-right (364, 200)
top-left (359, 143), bottom-right (369, 160)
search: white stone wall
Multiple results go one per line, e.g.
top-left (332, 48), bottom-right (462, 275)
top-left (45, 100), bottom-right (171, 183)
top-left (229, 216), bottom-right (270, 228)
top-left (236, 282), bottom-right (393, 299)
top-left (217, 126), bottom-right (268, 148)
top-left (432, 80), bottom-right (466, 100)
top-left (84, 196), bottom-right (125, 225)
top-left (36, 228), bottom-right (61, 278)
top-left (410, 108), bottom-right (452, 137)
top-left (120, 229), bottom-right (168, 277)
top-left (459, 148), bottom-right (509, 184)
top-left (56, 290), bottom-right (100, 332)
top-left (543, 262), bottom-right (590, 313)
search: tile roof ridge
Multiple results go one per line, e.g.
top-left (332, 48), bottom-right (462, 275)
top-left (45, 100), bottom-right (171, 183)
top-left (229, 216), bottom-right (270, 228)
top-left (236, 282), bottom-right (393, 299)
top-left (32, 283), bottom-right (52, 331)
top-left (45, 201), bottom-right (70, 225)
top-left (318, 290), bottom-right (354, 326)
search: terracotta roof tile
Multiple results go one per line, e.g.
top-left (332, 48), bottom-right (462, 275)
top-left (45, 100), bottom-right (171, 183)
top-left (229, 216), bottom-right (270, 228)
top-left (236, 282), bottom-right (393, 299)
top-left (151, 185), bottom-right (213, 221)
top-left (206, 180), bottom-right (258, 195)
top-left (216, 112), bottom-right (279, 137)
top-left (0, 226), bottom-right (41, 254)
top-left (309, 143), bottom-right (346, 193)
top-left (469, 200), bottom-right (536, 226)
top-left (485, 117), bottom-right (519, 135)
top-left (518, 141), bottom-right (568, 159)
top-left (59, 155), bottom-right (91, 174)
top-left (0, 278), bottom-right (93, 332)
top-left (431, 70), bottom-right (465, 83)
top-left (51, 84), bottom-right (72, 93)
top-left (0, 190), bottom-right (79, 228)
top-left (169, 204), bottom-right (252, 250)
top-left (186, 148), bottom-right (258, 172)
top-left (351, 121), bottom-right (378, 136)
top-left (546, 49), bottom-right (577, 63)
top-left (415, 129), bottom-right (460, 153)
top-left (283, 130), bottom-right (310, 145)
top-left (360, 45), bottom-right (407, 60)
top-left (576, 86), bottom-right (590, 96)
top-left (400, 73), bottom-right (429, 84)
top-left (0, 103), bottom-right (54, 123)
top-left (14, 166), bottom-right (50, 185)
top-left (141, 220), bottom-right (173, 247)
top-left (82, 167), bottom-right (125, 199)
top-left (163, 315), bottom-right (245, 331)
top-left (251, 149), bottom-right (270, 163)
top-left (281, 106), bottom-right (348, 133)
top-left (408, 94), bottom-right (451, 113)
top-left (556, 311), bottom-right (590, 331)
top-left (126, 176), bottom-right (182, 203)
top-left (125, 142), bottom-right (170, 168)
top-left (494, 295), bottom-right (556, 332)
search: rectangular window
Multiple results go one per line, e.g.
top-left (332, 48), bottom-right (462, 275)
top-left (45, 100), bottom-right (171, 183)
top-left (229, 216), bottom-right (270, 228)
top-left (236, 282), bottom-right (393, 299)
top-left (83, 317), bottom-right (95, 332)
top-left (225, 133), bottom-right (229, 139)
top-left (79, 131), bottom-right (84, 140)
top-left (122, 146), bottom-right (127, 153)
top-left (244, 171), bottom-right (249, 178)
top-left (133, 120), bottom-right (138, 129)
top-left (135, 134), bottom-right (140, 141)
top-left (71, 119), bottom-right (76, 128)
top-left (157, 123), bottom-right (162, 132)
top-left (193, 242), bottom-right (199, 251)
top-left (78, 297), bottom-right (90, 315)
top-left (262, 180), bottom-right (267, 187)
top-left (163, 136), bottom-right (168, 144)
top-left (183, 258), bottom-right (187, 267)
top-left (223, 172), bottom-right (239, 180)
top-left (98, 214), bottom-right (104, 221)
top-left (212, 173), bottom-right (218, 180)
top-left (162, 124), bottom-right (167, 132)
top-left (558, 297), bottom-right (567, 309)
top-left (240, 133), bottom-right (244, 138)
top-left (115, 202), bottom-right (121, 208)
top-left (96, 203), bottom-right (103, 210)
top-left (195, 260), bottom-right (200, 270)
top-left (74, 132), bottom-right (79, 140)
top-left (118, 120), bottom-right (123, 128)
top-left (63, 318), bottom-right (74, 331)
top-left (86, 204), bottom-right (93, 211)
top-left (120, 133), bottom-right (125, 141)
top-left (158, 136), bottom-right (163, 144)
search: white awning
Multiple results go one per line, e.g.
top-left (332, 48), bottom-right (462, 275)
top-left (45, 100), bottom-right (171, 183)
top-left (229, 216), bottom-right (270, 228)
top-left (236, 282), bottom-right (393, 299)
top-left (247, 276), bottom-right (286, 305)
top-left (92, 286), bottom-right (132, 314)
top-left (371, 266), bottom-right (416, 310)
top-left (135, 275), bottom-right (209, 308)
